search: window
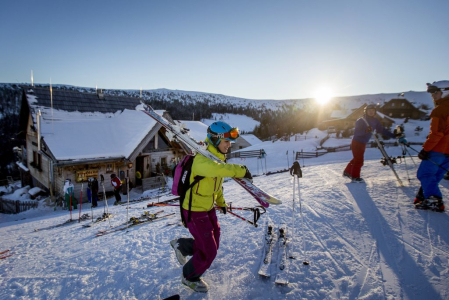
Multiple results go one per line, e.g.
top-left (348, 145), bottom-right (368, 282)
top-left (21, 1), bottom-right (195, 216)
top-left (401, 113), bottom-right (405, 117)
top-left (391, 103), bottom-right (395, 107)
top-left (161, 157), bottom-right (167, 166)
top-left (389, 113), bottom-right (393, 116)
top-left (31, 150), bottom-right (42, 171)
top-left (106, 164), bottom-right (113, 173)
top-left (401, 103), bottom-right (405, 106)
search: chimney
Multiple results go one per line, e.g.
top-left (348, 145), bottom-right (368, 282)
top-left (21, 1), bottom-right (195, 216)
top-left (97, 89), bottom-right (104, 100)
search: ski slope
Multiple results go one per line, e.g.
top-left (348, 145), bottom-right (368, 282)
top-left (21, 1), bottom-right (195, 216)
top-left (1, 147), bottom-right (448, 299)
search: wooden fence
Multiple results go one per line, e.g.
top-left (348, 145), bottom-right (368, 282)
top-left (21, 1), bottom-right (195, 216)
top-left (228, 149), bottom-right (266, 159)
top-left (0, 198), bottom-right (38, 214)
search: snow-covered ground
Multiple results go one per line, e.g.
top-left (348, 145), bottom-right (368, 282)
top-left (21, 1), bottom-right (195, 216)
top-left (2, 116), bottom-right (449, 300)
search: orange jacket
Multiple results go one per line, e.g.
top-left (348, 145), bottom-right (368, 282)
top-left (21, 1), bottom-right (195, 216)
top-left (423, 96), bottom-right (449, 153)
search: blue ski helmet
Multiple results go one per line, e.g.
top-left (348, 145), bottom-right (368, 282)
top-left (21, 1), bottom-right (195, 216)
top-left (207, 121), bottom-right (239, 147)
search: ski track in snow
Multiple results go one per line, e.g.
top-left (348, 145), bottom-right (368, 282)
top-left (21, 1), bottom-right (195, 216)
top-left (1, 159), bottom-right (449, 299)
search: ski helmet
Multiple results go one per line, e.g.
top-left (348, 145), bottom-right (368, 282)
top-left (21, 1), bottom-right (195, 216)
top-left (207, 121), bottom-right (239, 147)
top-left (427, 81), bottom-right (449, 98)
top-left (364, 104), bottom-right (377, 114)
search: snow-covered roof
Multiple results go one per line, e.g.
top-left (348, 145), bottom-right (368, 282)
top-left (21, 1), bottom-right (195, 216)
top-left (39, 108), bottom-right (162, 161)
top-left (329, 109), bottom-right (353, 119)
top-left (240, 134), bottom-right (262, 145)
top-left (174, 120), bottom-right (208, 143)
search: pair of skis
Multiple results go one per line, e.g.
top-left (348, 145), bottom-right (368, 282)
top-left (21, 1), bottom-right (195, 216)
top-left (96, 210), bottom-right (175, 236)
top-left (0, 249), bottom-right (13, 260)
top-left (257, 223), bottom-right (291, 285)
top-left (372, 133), bottom-right (403, 186)
top-left (34, 213), bottom-right (90, 232)
top-left (82, 213), bottom-right (114, 228)
top-left (139, 103), bottom-right (282, 208)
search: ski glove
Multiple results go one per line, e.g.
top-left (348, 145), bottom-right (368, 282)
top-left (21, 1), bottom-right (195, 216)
top-left (398, 137), bottom-right (408, 145)
top-left (418, 149), bottom-right (429, 160)
top-left (243, 167), bottom-right (253, 180)
top-left (219, 206), bottom-right (227, 214)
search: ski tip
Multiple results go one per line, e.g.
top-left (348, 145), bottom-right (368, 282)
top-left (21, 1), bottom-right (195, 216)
top-left (267, 197), bottom-right (282, 205)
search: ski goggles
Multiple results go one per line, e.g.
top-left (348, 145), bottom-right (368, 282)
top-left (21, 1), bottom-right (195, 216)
top-left (427, 85), bottom-right (449, 94)
top-left (210, 127), bottom-right (240, 141)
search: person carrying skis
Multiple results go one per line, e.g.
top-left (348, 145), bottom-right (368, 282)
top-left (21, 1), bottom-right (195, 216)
top-left (170, 121), bottom-right (252, 292)
top-left (414, 81), bottom-right (449, 211)
top-left (343, 104), bottom-right (405, 182)
top-left (110, 174), bottom-right (122, 205)
top-left (63, 179), bottom-right (76, 210)
top-left (290, 161), bottom-right (302, 178)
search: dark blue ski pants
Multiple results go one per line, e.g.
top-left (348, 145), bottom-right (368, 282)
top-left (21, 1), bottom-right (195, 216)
top-left (417, 151), bottom-right (449, 199)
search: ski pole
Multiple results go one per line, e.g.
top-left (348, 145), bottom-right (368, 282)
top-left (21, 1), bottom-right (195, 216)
top-left (401, 144), bottom-right (416, 166)
top-left (289, 175), bottom-right (296, 259)
top-left (126, 179), bottom-right (130, 231)
top-left (69, 189), bottom-right (72, 221)
top-left (102, 180), bottom-right (112, 228)
top-left (225, 209), bottom-right (259, 227)
top-left (91, 182), bottom-right (94, 223)
top-left (297, 176), bottom-right (309, 265)
top-left (79, 183), bottom-right (83, 223)
top-left (407, 145), bottom-right (449, 173)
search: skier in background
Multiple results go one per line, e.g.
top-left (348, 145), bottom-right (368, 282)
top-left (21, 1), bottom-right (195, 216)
top-left (343, 104), bottom-right (405, 182)
top-left (63, 179), bottom-right (76, 210)
top-left (289, 161), bottom-right (302, 178)
top-left (87, 177), bottom-right (99, 207)
top-left (110, 174), bottom-right (122, 205)
top-left (414, 81), bottom-right (449, 212)
top-left (169, 121), bottom-right (252, 293)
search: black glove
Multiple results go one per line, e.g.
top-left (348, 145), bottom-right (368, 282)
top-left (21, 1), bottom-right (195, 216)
top-left (418, 149), bottom-right (429, 160)
top-left (243, 167), bottom-right (253, 180)
top-left (219, 206), bottom-right (227, 214)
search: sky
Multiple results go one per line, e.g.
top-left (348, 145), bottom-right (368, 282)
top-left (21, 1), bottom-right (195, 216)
top-left (1, 0), bottom-right (448, 100)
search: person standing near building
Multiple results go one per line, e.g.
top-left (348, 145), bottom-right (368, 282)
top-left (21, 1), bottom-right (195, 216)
top-left (110, 174), bottom-right (122, 205)
top-left (91, 177), bottom-right (99, 207)
top-left (343, 104), bottom-right (403, 182)
top-left (414, 81), bottom-right (449, 212)
top-left (169, 121), bottom-right (252, 293)
top-left (63, 179), bottom-right (76, 210)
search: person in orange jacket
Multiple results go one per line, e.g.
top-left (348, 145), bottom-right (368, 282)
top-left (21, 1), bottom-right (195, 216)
top-left (415, 81), bottom-right (449, 211)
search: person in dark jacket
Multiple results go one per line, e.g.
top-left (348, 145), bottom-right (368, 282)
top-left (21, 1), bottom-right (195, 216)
top-left (110, 174), bottom-right (122, 204)
top-left (290, 161), bottom-right (302, 178)
top-left (414, 81), bottom-right (449, 212)
top-left (91, 178), bottom-right (99, 207)
top-left (343, 104), bottom-right (400, 182)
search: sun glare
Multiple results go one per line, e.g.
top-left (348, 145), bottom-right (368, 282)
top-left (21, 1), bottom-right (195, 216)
top-left (313, 87), bottom-right (334, 105)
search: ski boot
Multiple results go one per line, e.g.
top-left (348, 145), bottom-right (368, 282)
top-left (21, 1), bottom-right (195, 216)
top-left (342, 171), bottom-right (352, 179)
top-left (182, 275), bottom-right (209, 292)
top-left (352, 177), bottom-right (365, 183)
top-left (425, 196), bottom-right (445, 212)
top-left (414, 187), bottom-right (425, 206)
top-left (170, 239), bottom-right (187, 265)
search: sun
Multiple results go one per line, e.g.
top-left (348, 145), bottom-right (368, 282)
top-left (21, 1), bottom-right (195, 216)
top-left (313, 87), bottom-right (334, 105)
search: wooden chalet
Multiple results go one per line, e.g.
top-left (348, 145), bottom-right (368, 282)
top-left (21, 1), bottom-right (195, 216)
top-left (18, 86), bottom-right (185, 200)
top-left (379, 98), bottom-right (427, 119)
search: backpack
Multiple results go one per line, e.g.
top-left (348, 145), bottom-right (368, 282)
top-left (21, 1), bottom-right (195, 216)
top-left (172, 155), bottom-right (204, 227)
